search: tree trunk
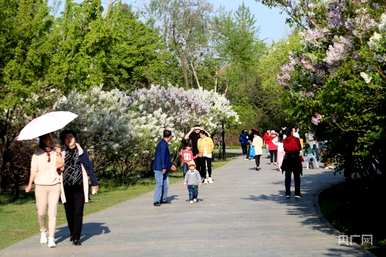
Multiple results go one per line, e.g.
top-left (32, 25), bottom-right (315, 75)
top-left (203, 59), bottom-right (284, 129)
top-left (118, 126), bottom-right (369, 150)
top-left (190, 61), bottom-right (201, 88)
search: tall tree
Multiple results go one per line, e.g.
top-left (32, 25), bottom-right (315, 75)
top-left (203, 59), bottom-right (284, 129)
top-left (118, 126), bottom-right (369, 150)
top-left (147, 0), bottom-right (213, 88)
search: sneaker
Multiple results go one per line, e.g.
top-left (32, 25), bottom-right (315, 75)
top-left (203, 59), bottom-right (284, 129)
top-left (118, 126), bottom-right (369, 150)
top-left (47, 237), bottom-right (56, 248)
top-left (193, 198), bottom-right (198, 202)
top-left (40, 232), bottom-right (48, 244)
top-left (153, 202), bottom-right (161, 207)
top-left (285, 194), bottom-right (291, 199)
top-left (208, 177), bottom-right (214, 184)
top-left (190, 200), bottom-right (194, 204)
top-left (294, 194), bottom-right (302, 199)
top-left (203, 178), bottom-right (209, 184)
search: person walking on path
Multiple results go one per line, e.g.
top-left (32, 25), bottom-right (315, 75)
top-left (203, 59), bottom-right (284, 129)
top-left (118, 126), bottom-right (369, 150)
top-left (153, 129), bottom-right (176, 206)
top-left (262, 130), bottom-right (271, 159)
top-left (251, 129), bottom-right (263, 171)
top-left (184, 161), bottom-right (202, 203)
top-left (267, 131), bottom-right (278, 165)
top-left (239, 130), bottom-right (249, 160)
top-left (197, 131), bottom-right (214, 183)
top-left (25, 133), bottom-right (64, 248)
top-left (276, 134), bottom-right (285, 172)
top-left (60, 130), bottom-right (99, 246)
top-left (281, 128), bottom-right (303, 198)
top-left (179, 140), bottom-right (194, 176)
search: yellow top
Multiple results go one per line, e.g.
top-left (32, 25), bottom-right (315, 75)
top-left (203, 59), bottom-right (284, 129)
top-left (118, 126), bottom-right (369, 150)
top-left (197, 137), bottom-right (214, 158)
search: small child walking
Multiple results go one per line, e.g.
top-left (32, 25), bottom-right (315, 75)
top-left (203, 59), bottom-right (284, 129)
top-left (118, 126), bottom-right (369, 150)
top-left (184, 161), bottom-right (201, 204)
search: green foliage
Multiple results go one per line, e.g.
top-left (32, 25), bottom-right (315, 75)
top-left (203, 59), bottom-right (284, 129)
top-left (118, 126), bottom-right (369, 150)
top-left (256, 33), bottom-right (302, 128)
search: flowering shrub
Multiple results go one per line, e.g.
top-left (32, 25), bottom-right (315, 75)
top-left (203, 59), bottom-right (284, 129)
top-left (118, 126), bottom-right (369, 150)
top-left (54, 85), bottom-right (238, 178)
top-left (277, 0), bottom-right (386, 178)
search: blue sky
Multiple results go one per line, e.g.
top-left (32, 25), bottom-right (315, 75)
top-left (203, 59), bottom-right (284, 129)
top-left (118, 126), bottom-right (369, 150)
top-left (50, 0), bottom-right (290, 43)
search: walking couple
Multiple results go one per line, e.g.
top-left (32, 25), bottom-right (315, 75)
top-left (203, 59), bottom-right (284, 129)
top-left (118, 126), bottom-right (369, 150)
top-left (26, 131), bottom-right (99, 248)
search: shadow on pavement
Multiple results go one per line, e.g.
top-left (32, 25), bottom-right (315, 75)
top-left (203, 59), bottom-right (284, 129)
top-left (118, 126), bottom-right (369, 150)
top-left (55, 222), bottom-right (111, 244)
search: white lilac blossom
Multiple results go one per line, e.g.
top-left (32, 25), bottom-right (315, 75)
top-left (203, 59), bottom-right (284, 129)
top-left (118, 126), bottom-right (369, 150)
top-left (325, 36), bottom-right (352, 65)
top-left (301, 28), bottom-right (329, 47)
top-left (54, 86), bottom-right (239, 159)
top-left (360, 72), bottom-right (372, 84)
top-left (352, 8), bottom-right (377, 37)
top-left (368, 32), bottom-right (382, 49)
top-left (379, 13), bottom-right (386, 32)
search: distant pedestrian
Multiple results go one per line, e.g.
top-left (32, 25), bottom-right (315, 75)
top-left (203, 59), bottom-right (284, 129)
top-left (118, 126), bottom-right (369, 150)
top-left (239, 130), bottom-right (249, 160)
top-left (184, 161), bottom-right (202, 203)
top-left (262, 130), bottom-right (271, 158)
top-left (153, 129), bottom-right (177, 206)
top-left (268, 131), bottom-right (278, 165)
top-left (277, 134), bottom-right (285, 172)
top-left (281, 128), bottom-right (303, 198)
top-left (304, 143), bottom-right (319, 169)
top-left (197, 131), bottom-right (214, 183)
top-left (251, 129), bottom-right (263, 170)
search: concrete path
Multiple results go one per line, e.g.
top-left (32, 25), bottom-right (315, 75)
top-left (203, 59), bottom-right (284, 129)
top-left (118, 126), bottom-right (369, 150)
top-left (0, 155), bottom-right (374, 257)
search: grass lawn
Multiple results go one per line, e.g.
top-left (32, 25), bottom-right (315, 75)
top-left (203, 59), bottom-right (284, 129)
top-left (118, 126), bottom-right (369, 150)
top-left (0, 151), bottom-right (239, 250)
top-left (319, 177), bottom-right (386, 256)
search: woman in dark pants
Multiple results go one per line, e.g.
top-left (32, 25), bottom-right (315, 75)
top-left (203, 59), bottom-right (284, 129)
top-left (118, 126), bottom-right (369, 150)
top-left (60, 130), bottom-right (98, 246)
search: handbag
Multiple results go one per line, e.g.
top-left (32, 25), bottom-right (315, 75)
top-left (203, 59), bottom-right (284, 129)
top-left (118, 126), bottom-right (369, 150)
top-left (249, 145), bottom-right (256, 159)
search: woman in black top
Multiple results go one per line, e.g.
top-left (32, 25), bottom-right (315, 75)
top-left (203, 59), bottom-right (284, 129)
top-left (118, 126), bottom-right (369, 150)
top-left (60, 130), bottom-right (98, 246)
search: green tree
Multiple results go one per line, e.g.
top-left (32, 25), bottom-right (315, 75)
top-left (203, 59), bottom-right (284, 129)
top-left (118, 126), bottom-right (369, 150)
top-left (147, 0), bottom-right (213, 88)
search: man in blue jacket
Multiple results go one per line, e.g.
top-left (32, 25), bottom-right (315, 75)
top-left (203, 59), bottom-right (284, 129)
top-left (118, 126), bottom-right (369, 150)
top-left (153, 129), bottom-right (176, 206)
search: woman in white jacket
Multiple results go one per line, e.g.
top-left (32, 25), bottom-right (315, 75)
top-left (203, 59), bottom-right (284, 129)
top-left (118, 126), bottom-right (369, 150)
top-left (251, 129), bottom-right (263, 171)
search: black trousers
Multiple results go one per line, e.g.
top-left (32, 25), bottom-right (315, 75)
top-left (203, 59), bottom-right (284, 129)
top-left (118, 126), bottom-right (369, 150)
top-left (64, 185), bottom-right (85, 241)
top-left (241, 144), bottom-right (248, 157)
top-left (269, 150), bottom-right (277, 163)
top-left (254, 155), bottom-right (261, 168)
top-left (199, 157), bottom-right (212, 179)
top-left (285, 170), bottom-right (301, 196)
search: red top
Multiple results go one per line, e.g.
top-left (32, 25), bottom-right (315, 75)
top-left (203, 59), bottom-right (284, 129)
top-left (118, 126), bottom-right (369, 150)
top-left (283, 135), bottom-right (301, 153)
top-left (267, 136), bottom-right (278, 151)
top-left (263, 132), bottom-right (270, 144)
top-left (179, 148), bottom-right (194, 164)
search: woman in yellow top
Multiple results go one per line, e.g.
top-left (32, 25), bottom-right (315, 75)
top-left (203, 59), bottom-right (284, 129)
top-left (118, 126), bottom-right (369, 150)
top-left (197, 131), bottom-right (214, 183)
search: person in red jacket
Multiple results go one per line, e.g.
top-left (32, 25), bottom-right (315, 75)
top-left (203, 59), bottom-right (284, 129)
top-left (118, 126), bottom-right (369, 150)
top-left (267, 131), bottom-right (278, 165)
top-left (282, 128), bottom-right (303, 198)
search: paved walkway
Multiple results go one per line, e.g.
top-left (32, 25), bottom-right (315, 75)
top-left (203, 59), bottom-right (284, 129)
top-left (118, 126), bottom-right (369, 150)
top-left (0, 155), bottom-right (374, 257)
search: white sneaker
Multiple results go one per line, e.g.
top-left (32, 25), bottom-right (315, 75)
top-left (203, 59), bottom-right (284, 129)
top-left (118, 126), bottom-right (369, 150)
top-left (193, 198), bottom-right (198, 202)
top-left (190, 200), bottom-right (194, 204)
top-left (47, 237), bottom-right (56, 248)
top-left (208, 177), bottom-right (214, 184)
top-left (40, 232), bottom-right (48, 244)
top-left (203, 178), bottom-right (208, 184)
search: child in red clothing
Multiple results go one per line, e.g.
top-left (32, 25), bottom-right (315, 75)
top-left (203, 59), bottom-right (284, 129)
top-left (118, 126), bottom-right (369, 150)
top-left (179, 141), bottom-right (194, 175)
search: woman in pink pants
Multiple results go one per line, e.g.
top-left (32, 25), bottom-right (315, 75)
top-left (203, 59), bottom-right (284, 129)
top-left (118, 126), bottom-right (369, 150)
top-left (277, 134), bottom-right (285, 172)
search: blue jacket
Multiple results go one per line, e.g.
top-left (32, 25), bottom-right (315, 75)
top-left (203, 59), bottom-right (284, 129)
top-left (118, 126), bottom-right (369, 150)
top-left (239, 133), bottom-right (249, 145)
top-left (153, 139), bottom-right (172, 171)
